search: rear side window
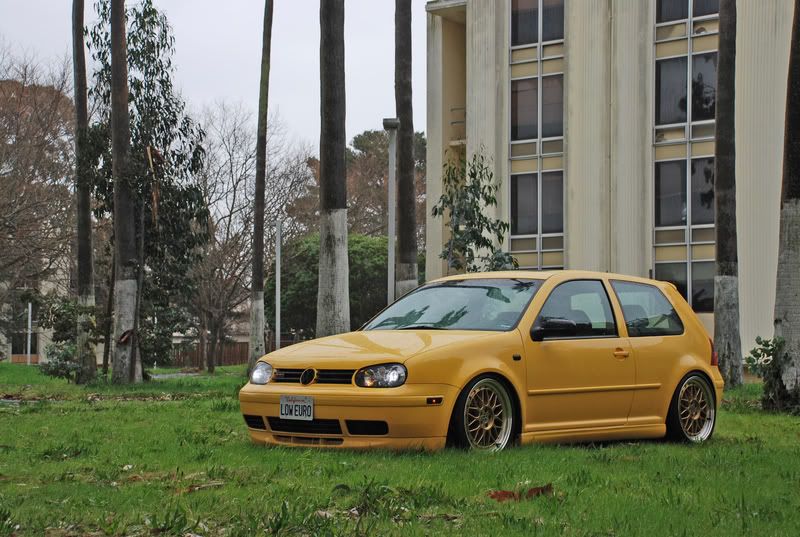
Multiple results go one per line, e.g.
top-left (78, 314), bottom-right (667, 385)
top-left (535, 280), bottom-right (617, 338)
top-left (610, 280), bottom-right (684, 337)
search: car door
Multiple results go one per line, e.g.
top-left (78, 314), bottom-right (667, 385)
top-left (522, 279), bottom-right (635, 432)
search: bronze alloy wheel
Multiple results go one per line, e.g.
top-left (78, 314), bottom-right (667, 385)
top-left (463, 378), bottom-right (514, 451)
top-left (677, 375), bottom-right (716, 442)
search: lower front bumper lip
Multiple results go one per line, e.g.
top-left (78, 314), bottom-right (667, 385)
top-left (239, 391), bottom-right (439, 407)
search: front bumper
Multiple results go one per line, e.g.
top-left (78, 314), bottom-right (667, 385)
top-left (238, 382), bottom-right (459, 450)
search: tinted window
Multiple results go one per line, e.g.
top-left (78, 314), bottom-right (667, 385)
top-left (655, 263), bottom-right (688, 300)
top-left (656, 57), bottom-right (688, 125)
top-left (535, 280), bottom-right (617, 338)
top-left (541, 74), bottom-right (564, 138)
top-left (693, 0), bottom-right (719, 17)
top-left (691, 157), bottom-right (714, 225)
top-left (692, 53), bottom-right (717, 121)
top-left (542, 0), bottom-right (564, 42)
top-left (511, 174), bottom-right (538, 235)
top-left (657, 0), bottom-right (688, 23)
top-left (655, 160), bottom-right (687, 226)
top-left (511, 78), bottom-right (538, 141)
top-left (512, 0), bottom-right (538, 46)
top-left (541, 171), bottom-right (563, 233)
top-left (365, 279), bottom-right (541, 331)
top-left (611, 281), bottom-right (684, 337)
top-left (692, 261), bottom-right (715, 312)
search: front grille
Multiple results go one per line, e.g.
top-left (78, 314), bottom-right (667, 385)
top-left (243, 414), bottom-right (266, 430)
top-left (346, 420), bottom-right (389, 436)
top-left (316, 369), bottom-right (355, 384)
top-left (272, 368), bottom-right (355, 385)
top-left (273, 368), bottom-right (303, 383)
top-left (267, 417), bottom-right (342, 435)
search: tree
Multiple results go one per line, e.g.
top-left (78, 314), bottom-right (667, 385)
top-left (108, 0), bottom-right (138, 383)
top-left (713, 0), bottom-right (743, 388)
top-left (89, 0), bottom-right (208, 376)
top-left (249, 0), bottom-right (274, 373)
top-left (770, 0), bottom-right (800, 409)
top-left (395, 0), bottom-right (417, 297)
top-left (0, 54), bottom-right (75, 346)
top-left (73, 0), bottom-right (96, 383)
top-left (432, 153), bottom-right (517, 273)
top-left (266, 234), bottom-right (387, 337)
top-left (316, 0), bottom-right (350, 337)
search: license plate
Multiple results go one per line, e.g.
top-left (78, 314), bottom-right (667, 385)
top-left (279, 395), bottom-right (314, 421)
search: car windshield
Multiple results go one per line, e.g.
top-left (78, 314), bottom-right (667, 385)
top-left (364, 279), bottom-right (542, 331)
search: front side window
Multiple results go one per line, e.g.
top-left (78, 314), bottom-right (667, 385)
top-left (364, 279), bottom-right (542, 331)
top-left (534, 280), bottom-right (617, 338)
top-left (610, 280), bottom-right (684, 336)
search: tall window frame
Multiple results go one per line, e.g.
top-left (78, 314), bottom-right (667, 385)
top-left (652, 0), bottom-right (719, 313)
top-left (509, 0), bottom-right (565, 270)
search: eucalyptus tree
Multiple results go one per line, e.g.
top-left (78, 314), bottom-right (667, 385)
top-left (771, 0), bottom-right (800, 407)
top-left (395, 0), bottom-right (417, 297)
top-left (316, 0), bottom-right (350, 336)
top-left (713, 0), bottom-right (743, 387)
top-left (109, 0), bottom-right (137, 383)
top-left (249, 0), bottom-right (274, 372)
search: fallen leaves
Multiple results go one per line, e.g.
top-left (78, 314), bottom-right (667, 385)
top-left (487, 483), bottom-right (554, 502)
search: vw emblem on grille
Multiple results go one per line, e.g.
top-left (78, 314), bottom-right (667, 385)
top-left (300, 368), bottom-right (317, 385)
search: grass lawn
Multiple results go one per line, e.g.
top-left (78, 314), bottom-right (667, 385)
top-left (1, 363), bottom-right (798, 536)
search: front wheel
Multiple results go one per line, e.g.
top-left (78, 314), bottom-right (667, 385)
top-left (449, 376), bottom-right (516, 451)
top-left (666, 373), bottom-right (717, 442)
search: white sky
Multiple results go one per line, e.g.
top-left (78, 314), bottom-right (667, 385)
top-left (0, 0), bottom-right (428, 150)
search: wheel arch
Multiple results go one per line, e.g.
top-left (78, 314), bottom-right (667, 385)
top-left (446, 371), bottom-right (523, 444)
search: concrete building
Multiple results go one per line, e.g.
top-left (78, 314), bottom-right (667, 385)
top-left (424, 0), bottom-right (794, 348)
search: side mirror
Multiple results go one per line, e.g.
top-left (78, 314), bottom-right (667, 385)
top-left (530, 318), bottom-right (578, 341)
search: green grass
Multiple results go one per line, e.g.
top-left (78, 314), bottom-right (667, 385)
top-left (1, 364), bottom-right (799, 536)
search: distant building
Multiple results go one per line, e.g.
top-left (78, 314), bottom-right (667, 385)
top-left (424, 0), bottom-right (793, 347)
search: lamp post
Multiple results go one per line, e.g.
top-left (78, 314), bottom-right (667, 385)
top-left (383, 117), bottom-right (400, 304)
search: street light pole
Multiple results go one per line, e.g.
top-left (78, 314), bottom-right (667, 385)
top-left (383, 117), bottom-right (400, 304)
top-left (275, 219), bottom-right (282, 350)
top-left (26, 301), bottom-right (32, 366)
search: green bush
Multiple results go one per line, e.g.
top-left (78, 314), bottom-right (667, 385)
top-left (38, 342), bottom-right (84, 383)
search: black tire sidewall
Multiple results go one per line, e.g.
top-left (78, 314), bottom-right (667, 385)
top-left (448, 374), bottom-right (515, 450)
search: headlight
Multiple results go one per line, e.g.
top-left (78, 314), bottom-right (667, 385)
top-left (250, 362), bottom-right (273, 385)
top-left (355, 363), bottom-right (407, 388)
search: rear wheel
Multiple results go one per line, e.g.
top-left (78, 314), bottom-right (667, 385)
top-left (449, 376), bottom-right (515, 451)
top-left (666, 373), bottom-right (716, 442)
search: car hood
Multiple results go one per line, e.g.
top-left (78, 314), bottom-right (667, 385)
top-left (261, 330), bottom-right (501, 369)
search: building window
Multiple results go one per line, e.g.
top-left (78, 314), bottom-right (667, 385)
top-left (509, 0), bottom-right (565, 269)
top-left (653, 0), bottom-right (718, 313)
top-left (11, 332), bottom-right (38, 355)
top-left (511, 79), bottom-right (538, 141)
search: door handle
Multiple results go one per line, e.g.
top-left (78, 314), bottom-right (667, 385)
top-left (613, 349), bottom-right (630, 358)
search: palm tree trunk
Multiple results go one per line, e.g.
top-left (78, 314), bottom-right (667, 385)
top-left (249, 0), bottom-right (273, 373)
top-left (316, 0), bottom-right (350, 337)
top-left (102, 257), bottom-right (114, 376)
top-left (395, 0), bottom-right (417, 298)
top-left (773, 0), bottom-right (800, 398)
top-left (73, 0), bottom-right (96, 384)
top-left (110, 0), bottom-right (139, 384)
top-left (713, 0), bottom-right (743, 387)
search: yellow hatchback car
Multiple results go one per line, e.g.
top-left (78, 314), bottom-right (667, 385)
top-left (239, 270), bottom-right (724, 451)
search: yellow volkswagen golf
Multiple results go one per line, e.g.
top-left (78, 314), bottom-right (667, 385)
top-left (239, 270), bottom-right (724, 451)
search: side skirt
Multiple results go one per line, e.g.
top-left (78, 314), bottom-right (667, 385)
top-left (520, 424), bottom-right (666, 445)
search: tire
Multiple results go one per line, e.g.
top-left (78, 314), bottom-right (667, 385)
top-left (449, 375), bottom-right (516, 451)
top-left (666, 373), bottom-right (717, 443)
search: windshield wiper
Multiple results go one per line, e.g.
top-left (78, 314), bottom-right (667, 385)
top-left (396, 324), bottom-right (448, 330)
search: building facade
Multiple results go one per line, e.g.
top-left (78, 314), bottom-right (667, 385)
top-left (425, 0), bottom-right (794, 347)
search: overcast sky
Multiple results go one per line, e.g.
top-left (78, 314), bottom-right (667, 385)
top-left (0, 0), bottom-right (428, 151)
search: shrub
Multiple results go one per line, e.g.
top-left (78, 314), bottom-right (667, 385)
top-left (39, 342), bottom-right (84, 383)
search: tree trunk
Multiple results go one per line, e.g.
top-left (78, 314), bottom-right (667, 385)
top-left (249, 0), bottom-right (274, 373)
top-left (198, 314), bottom-right (207, 370)
top-left (394, 0), bottom-right (417, 298)
top-left (316, 0), bottom-right (350, 337)
top-left (110, 0), bottom-right (139, 384)
top-left (773, 0), bottom-right (800, 399)
top-left (102, 257), bottom-right (114, 376)
top-left (73, 0), bottom-right (96, 384)
top-left (713, 0), bottom-right (743, 388)
top-left (209, 326), bottom-right (218, 375)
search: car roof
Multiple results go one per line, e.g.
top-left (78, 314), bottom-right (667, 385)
top-left (430, 270), bottom-right (675, 290)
